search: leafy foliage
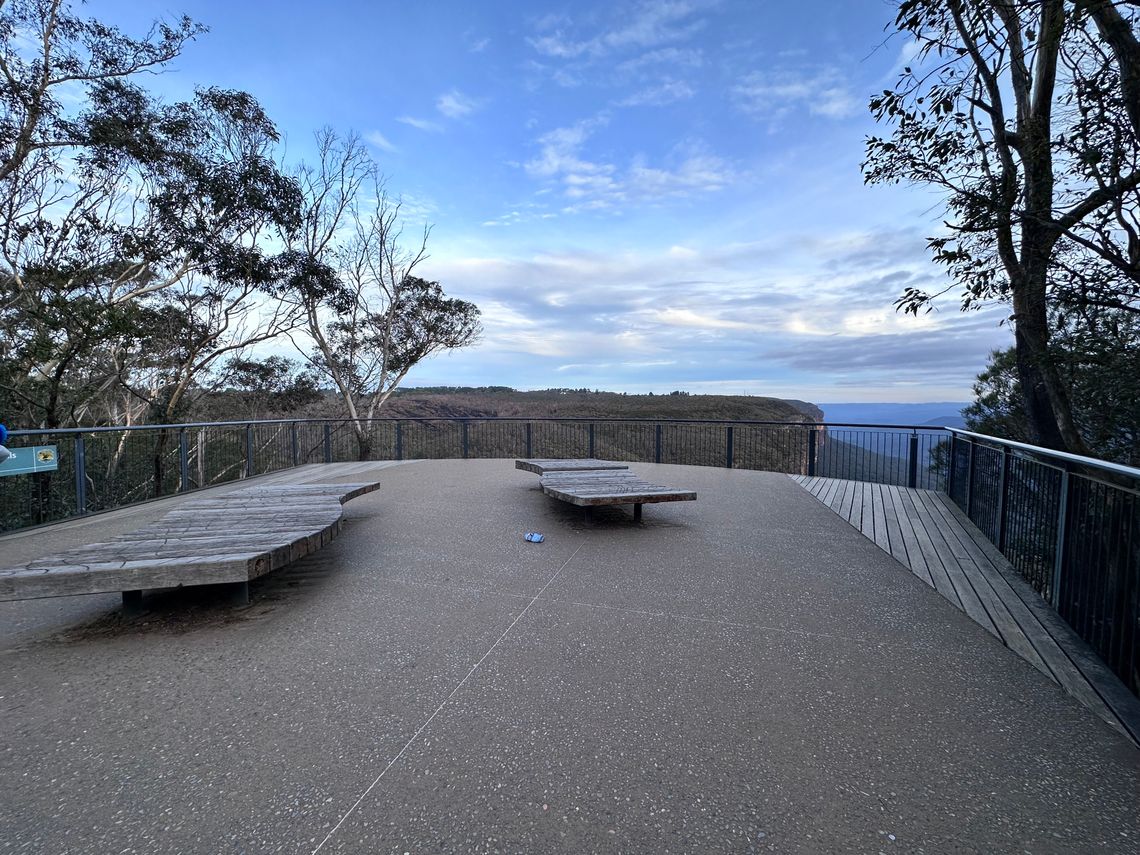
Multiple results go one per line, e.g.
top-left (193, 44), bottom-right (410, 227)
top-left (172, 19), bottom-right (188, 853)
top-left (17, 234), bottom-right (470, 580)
top-left (865, 0), bottom-right (1140, 454)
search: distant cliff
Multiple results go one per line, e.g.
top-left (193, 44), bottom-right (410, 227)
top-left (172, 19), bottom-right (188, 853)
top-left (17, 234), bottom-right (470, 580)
top-left (382, 388), bottom-right (819, 424)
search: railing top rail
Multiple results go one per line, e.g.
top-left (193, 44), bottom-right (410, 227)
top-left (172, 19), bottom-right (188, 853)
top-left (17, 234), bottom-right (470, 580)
top-left (5, 418), bottom-right (951, 436)
top-left (947, 427), bottom-right (1140, 481)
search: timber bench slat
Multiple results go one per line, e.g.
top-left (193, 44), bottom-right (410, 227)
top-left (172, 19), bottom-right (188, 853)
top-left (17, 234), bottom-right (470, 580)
top-left (0, 481), bottom-right (379, 603)
top-left (515, 459), bottom-right (630, 474)
top-left (517, 459), bottom-right (696, 521)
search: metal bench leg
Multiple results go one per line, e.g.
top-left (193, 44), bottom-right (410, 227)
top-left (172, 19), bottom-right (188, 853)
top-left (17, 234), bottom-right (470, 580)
top-left (633, 503), bottom-right (643, 522)
top-left (122, 590), bottom-right (143, 613)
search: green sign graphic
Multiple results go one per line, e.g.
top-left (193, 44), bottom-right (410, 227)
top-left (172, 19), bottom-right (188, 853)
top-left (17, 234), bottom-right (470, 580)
top-left (0, 445), bottom-right (59, 476)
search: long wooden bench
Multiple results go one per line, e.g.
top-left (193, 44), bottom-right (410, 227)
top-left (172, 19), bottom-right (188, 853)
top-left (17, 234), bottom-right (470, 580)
top-left (0, 482), bottom-right (379, 607)
top-left (517, 461), bottom-right (696, 521)
top-left (515, 458), bottom-right (630, 475)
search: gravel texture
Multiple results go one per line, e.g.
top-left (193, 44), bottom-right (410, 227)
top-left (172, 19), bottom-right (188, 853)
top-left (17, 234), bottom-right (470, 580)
top-left (1, 459), bottom-right (1137, 854)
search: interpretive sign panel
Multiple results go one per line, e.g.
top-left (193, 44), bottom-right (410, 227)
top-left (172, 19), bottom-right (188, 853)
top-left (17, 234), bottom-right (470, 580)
top-left (0, 445), bottom-right (59, 477)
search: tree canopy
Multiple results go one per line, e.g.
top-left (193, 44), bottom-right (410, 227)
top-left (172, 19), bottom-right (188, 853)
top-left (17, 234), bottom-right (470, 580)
top-left (0, 0), bottom-right (481, 439)
top-left (865, 0), bottom-right (1140, 455)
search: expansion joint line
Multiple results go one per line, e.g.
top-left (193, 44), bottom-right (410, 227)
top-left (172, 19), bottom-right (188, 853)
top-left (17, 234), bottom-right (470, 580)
top-left (310, 543), bottom-right (585, 853)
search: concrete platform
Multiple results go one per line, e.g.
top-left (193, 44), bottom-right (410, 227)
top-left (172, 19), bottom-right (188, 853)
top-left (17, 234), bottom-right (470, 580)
top-left (1, 460), bottom-right (1137, 854)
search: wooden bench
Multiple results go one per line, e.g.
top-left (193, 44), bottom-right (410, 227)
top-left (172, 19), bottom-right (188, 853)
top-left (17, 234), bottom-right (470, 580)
top-left (515, 458), bottom-right (630, 475)
top-left (0, 482), bottom-right (379, 607)
top-left (518, 461), bottom-right (696, 521)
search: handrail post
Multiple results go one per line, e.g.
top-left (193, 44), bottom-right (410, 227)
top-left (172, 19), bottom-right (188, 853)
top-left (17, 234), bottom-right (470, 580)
top-left (996, 446), bottom-right (1011, 552)
top-left (655, 423), bottom-right (663, 464)
top-left (588, 423), bottom-right (595, 458)
top-left (244, 423), bottom-right (254, 478)
top-left (179, 429), bottom-right (190, 492)
top-left (461, 421), bottom-right (469, 459)
top-left (725, 426), bottom-right (734, 468)
top-left (807, 428), bottom-right (817, 476)
top-left (965, 440), bottom-right (976, 518)
top-left (74, 435), bottom-right (87, 515)
top-left (947, 433), bottom-right (958, 497)
top-left (323, 423), bottom-right (332, 463)
top-left (395, 422), bottom-right (403, 461)
top-left (290, 421), bottom-right (299, 466)
top-left (907, 432), bottom-right (919, 488)
top-left (525, 422), bottom-right (533, 458)
top-left (1051, 466), bottom-right (1070, 607)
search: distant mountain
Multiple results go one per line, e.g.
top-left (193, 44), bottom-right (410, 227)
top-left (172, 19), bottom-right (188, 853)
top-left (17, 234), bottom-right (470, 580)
top-left (820, 402), bottom-right (968, 428)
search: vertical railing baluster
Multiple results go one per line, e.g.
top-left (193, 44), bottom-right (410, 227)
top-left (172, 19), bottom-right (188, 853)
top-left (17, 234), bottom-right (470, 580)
top-left (588, 423), bottom-right (595, 458)
top-left (807, 427), bottom-right (816, 476)
top-left (395, 422), bottom-right (403, 461)
top-left (655, 424), bottom-right (663, 464)
top-left (462, 421), bottom-right (469, 459)
top-left (1051, 465), bottom-right (1070, 608)
top-left (525, 422), bottom-right (533, 458)
top-left (965, 440), bottom-right (976, 518)
top-left (244, 423), bottom-right (254, 478)
top-left (996, 446), bottom-right (1011, 552)
top-left (74, 435), bottom-right (87, 515)
top-left (907, 432), bottom-right (919, 488)
top-left (947, 433), bottom-right (959, 498)
top-left (291, 421), bottom-right (299, 466)
top-left (197, 428), bottom-right (207, 486)
top-left (725, 426), bottom-right (734, 469)
top-left (323, 423), bottom-right (332, 464)
top-left (179, 429), bottom-right (190, 492)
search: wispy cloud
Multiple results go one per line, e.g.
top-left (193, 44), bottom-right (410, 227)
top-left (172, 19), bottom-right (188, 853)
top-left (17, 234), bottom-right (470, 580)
top-left (733, 67), bottom-right (862, 123)
top-left (617, 46), bottom-right (704, 75)
top-left (436, 89), bottom-right (482, 119)
top-left (616, 79), bottom-right (695, 106)
top-left (524, 118), bottom-right (733, 209)
top-left (529, 1), bottom-right (709, 60)
top-left (420, 229), bottom-right (1011, 398)
top-left (364, 130), bottom-right (398, 153)
top-left (469, 36), bottom-right (490, 53)
top-left (396, 115), bottom-right (443, 133)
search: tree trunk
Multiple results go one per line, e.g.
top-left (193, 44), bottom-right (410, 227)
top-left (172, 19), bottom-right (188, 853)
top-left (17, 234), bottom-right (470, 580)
top-left (1010, 267), bottom-right (1087, 454)
top-left (353, 422), bottom-right (372, 462)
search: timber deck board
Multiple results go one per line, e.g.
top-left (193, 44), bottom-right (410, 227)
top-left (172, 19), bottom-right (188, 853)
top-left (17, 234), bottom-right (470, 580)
top-left (791, 474), bottom-right (1140, 746)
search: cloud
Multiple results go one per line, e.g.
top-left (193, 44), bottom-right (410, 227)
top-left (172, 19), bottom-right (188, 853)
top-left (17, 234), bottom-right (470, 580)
top-left (363, 130), bottom-right (398, 153)
top-left (415, 226), bottom-right (1011, 398)
top-left (469, 37), bottom-right (490, 53)
top-left (617, 79), bottom-right (695, 107)
top-left (524, 116), bottom-right (613, 180)
top-left (396, 115), bottom-right (443, 133)
top-left (523, 117), bottom-right (733, 209)
top-left (733, 67), bottom-right (862, 123)
top-left (436, 89), bottom-right (482, 119)
top-left (617, 47), bottom-right (704, 75)
top-left (529, 1), bottom-right (709, 60)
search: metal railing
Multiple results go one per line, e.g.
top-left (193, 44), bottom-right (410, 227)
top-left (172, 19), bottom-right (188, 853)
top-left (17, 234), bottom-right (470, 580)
top-left (2, 416), bottom-right (1136, 696)
top-left (946, 429), bottom-right (1140, 696)
top-left (0, 417), bottom-right (947, 532)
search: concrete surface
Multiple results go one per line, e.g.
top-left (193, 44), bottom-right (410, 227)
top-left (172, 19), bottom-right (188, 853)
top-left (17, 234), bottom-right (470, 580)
top-left (1, 459), bottom-right (1137, 854)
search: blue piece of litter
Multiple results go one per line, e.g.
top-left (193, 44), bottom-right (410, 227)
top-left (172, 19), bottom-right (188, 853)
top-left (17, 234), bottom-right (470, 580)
top-left (524, 532), bottom-right (545, 543)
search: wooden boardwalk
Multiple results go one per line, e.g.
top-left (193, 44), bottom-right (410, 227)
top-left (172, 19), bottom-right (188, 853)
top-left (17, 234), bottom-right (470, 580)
top-left (791, 475), bottom-right (1140, 746)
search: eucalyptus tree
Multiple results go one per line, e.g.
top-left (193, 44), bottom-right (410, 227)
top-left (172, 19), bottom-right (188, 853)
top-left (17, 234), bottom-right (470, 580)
top-left (0, 0), bottom-right (202, 184)
top-left (0, 87), bottom-right (306, 430)
top-left (865, 0), bottom-right (1140, 453)
top-left (287, 131), bottom-right (481, 459)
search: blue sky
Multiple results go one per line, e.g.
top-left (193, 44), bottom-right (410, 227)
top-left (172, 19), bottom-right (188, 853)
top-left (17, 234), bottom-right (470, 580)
top-left (98, 0), bottom-right (1012, 402)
